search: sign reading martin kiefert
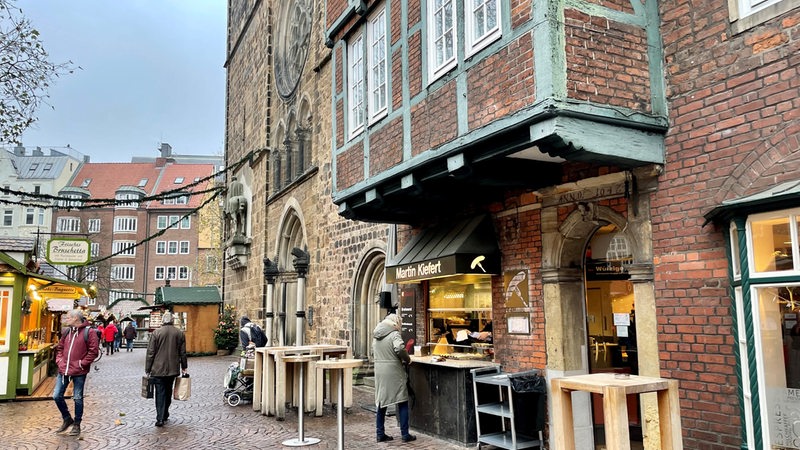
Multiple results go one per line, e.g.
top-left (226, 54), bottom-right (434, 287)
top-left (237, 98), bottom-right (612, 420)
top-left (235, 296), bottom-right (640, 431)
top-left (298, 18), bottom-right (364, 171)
top-left (46, 238), bottom-right (91, 265)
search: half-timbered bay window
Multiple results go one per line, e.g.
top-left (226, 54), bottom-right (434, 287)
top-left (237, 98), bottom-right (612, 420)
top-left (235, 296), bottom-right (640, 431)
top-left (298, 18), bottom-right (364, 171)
top-left (347, 6), bottom-right (388, 138)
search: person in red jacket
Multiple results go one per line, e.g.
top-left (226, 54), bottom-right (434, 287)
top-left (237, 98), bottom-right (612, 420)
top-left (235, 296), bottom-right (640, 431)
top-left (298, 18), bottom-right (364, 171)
top-left (53, 309), bottom-right (100, 437)
top-left (103, 320), bottom-right (118, 355)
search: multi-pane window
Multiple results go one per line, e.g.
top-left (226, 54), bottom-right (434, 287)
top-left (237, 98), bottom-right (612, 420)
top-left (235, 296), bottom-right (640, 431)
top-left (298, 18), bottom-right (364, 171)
top-left (59, 193), bottom-right (83, 209)
top-left (110, 265), bottom-right (135, 281)
top-left (25, 208), bottom-right (35, 225)
top-left (37, 208), bottom-right (44, 226)
top-left (156, 241), bottom-right (166, 254)
top-left (348, 7), bottom-right (389, 137)
top-left (168, 241), bottom-right (178, 254)
top-left (179, 266), bottom-right (189, 280)
top-left (155, 266), bottom-right (165, 280)
top-left (465, 0), bottom-right (500, 55)
top-left (3, 210), bottom-right (12, 227)
top-left (429, 0), bottom-right (456, 80)
top-left (112, 240), bottom-right (136, 257)
top-left (57, 217), bottom-right (80, 232)
top-left (88, 219), bottom-right (101, 233)
top-left (109, 289), bottom-right (135, 303)
top-left (367, 9), bottom-right (388, 123)
top-left (90, 243), bottom-right (100, 258)
top-left (115, 192), bottom-right (140, 208)
top-left (169, 215), bottom-right (180, 228)
top-left (348, 33), bottom-right (365, 137)
top-left (163, 194), bottom-right (188, 205)
top-left (180, 241), bottom-right (190, 254)
top-left (180, 216), bottom-right (191, 229)
top-left (114, 217), bottom-right (137, 232)
top-left (747, 211), bottom-right (800, 276)
top-left (166, 266), bottom-right (177, 280)
top-left (84, 266), bottom-right (97, 281)
top-left (157, 216), bottom-right (168, 229)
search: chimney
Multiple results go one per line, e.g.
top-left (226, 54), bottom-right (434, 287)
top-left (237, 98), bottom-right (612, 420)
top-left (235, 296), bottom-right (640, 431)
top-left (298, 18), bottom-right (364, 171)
top-left (13, 145), bottom-right (25, 156)
top-left (159, 143), bottom-right (173, 158)
top-left (33, 147), bottom-right (44, 156)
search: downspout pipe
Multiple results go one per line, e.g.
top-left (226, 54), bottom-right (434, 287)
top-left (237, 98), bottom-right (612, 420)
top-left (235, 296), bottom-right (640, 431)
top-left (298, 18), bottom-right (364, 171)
top-left (292, 247), bottom-right (310, 346)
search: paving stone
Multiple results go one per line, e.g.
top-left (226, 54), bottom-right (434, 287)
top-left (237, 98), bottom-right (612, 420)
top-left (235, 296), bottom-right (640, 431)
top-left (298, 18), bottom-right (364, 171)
top-left (0, 350), bottom-right (471, 449)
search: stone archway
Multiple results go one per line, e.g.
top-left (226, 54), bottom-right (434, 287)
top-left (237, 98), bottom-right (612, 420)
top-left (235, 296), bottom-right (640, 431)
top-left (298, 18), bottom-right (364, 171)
top-left (351, 245), bottom-right (387, 359)
top-left (274, 204), bottom-right (307, 346)
top-left (542, 176), bottom-right (659, 449)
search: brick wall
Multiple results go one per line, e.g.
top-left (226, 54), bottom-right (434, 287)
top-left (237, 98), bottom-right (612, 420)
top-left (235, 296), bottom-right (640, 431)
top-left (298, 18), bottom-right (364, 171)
top-left (656, 2), bottom-right (800, 447)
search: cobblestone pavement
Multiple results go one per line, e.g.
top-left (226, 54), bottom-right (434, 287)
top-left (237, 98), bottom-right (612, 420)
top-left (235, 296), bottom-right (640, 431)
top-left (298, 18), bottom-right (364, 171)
top-left (0, 350), bottom-right (472, 449)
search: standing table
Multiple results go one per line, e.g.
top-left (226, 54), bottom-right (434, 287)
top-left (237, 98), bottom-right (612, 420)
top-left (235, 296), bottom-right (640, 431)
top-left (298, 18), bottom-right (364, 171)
top-left (281, 354), bottom-right (321, 447)
top-left (314, 358), bottom-right (364, 450)
top-left (551, 373), bottom-right (682, 450)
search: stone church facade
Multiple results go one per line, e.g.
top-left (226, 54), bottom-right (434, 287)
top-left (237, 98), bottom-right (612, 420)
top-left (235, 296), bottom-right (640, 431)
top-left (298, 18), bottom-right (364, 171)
top-left (223, 1), bottom-right (391, 358)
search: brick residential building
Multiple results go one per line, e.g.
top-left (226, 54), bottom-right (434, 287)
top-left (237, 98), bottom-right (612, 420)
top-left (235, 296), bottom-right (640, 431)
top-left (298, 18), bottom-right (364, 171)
top-left (323, 0), bottom-right (800, 449)
top-left (51, 157), bottom-right (222, 322)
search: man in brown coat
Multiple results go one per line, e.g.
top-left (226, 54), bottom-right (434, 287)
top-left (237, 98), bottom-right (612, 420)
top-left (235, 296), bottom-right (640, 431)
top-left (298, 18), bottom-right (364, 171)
top-left (145, 311), bottom-right (187, 427)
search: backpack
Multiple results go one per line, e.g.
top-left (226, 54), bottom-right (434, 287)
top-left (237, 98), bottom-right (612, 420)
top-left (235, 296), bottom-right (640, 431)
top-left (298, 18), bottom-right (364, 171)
top-left (82, 326), bottom-right (102, 363)
top-left (249, 324), bottom-right (268, 347)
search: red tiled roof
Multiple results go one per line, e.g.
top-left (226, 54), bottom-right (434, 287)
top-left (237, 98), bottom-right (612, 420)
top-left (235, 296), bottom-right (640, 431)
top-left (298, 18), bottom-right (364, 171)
top-left (69, 162), bottom-right (218, 209)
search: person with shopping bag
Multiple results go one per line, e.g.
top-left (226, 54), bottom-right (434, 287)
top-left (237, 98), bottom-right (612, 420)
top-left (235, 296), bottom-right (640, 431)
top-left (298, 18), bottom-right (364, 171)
top-left (144, 311), bottom-right (188, 427)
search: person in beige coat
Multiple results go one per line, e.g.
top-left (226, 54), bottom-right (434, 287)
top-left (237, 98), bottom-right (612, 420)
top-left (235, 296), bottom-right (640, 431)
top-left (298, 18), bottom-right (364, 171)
top-left (373, 313), bottom-right (415, 443)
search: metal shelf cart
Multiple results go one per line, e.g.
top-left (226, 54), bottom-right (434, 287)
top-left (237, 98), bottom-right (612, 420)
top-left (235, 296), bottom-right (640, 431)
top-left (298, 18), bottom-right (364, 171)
top-left (471, 367), bottom-right (545, 450)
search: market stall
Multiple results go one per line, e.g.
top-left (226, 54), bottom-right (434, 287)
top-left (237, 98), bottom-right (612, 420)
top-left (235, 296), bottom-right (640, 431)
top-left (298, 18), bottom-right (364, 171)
top-left (0, 242), bottom-right (95, 400)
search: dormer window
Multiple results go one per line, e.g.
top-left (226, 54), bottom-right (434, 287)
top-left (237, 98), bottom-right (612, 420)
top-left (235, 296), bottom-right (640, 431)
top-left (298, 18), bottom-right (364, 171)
top-left (174, 177), bottom-right (184, 184)
top-left (138, 178), bottom-right (148, 187)
top-left (81, 179), bottom-right (92, 188)
top-left (163, 193), bottom-right (189, 205)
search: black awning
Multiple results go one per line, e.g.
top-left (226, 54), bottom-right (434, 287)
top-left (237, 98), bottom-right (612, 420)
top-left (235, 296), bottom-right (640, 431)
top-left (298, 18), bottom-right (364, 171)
top-left (386, 215), bottom-right (500, 283)
top-left (704, 180), bottom-right (800, 224)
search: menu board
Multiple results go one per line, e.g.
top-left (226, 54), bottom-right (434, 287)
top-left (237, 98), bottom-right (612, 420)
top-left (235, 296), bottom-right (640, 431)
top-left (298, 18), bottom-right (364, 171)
top-left (400, 289), bottom-right (416, 344)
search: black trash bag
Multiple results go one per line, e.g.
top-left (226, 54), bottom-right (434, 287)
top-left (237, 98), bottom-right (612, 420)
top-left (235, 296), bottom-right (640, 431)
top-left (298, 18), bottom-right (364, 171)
top-left (510, 372), bottom-right (546, 394)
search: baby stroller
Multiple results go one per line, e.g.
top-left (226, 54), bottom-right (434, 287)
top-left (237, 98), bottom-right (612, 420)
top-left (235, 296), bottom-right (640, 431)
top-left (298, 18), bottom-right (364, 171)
top-left (223, 361), bottom-right (254, 407)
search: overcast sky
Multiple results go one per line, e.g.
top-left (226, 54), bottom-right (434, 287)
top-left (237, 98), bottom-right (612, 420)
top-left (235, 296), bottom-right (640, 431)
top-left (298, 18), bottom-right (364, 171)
top-left (15, 0), bottom-right (227, 163)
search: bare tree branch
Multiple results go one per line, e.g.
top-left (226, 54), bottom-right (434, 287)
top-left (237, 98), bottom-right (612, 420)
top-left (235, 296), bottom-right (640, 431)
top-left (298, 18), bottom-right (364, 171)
top-left (0, 0), bottom-right (77, 143)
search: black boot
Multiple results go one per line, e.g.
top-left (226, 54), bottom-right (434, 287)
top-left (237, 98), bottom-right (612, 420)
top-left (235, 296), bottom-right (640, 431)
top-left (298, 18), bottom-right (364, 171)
top-left (68, 423), bottom-right (81, 436)
top-left (55, 417), bottom-right (73, 433)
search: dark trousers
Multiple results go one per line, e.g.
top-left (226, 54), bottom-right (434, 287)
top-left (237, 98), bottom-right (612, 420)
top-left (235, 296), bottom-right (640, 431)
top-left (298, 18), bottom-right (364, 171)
top-left (153, 376), bottom-right (176, 422)
top-left (376, 401), bottom-right (410, 439)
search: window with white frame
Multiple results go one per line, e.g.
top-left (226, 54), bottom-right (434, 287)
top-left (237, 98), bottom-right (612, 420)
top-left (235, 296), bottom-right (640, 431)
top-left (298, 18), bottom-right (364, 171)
top-left (180, 241), bottom-right (190, 254)
top-left (59, 193), bottom-right (83, 209)
top-left (367, 9), bottom-right (388, 123)
top-left (25, 208), bottom-right (35, 225)
top-left (428, 0), bottom-right (457, 81)
top-left (110, 265), bottom-right (135, 281)
top-left (2, 209), bottom-right (11, 227)
top-left (86, 296), bottom-right (96, 306)
top-left (166, 266), bottom-right (177, 280)
top-left (730, 0), bottom-right (795, 33)
top-left (465, 0), bottom-right (501, 56)
top-left (156, 241), bottom-right (166, 254)
top-left (90, 243), bottom-right (99, 257)
top-left (109, 289), bottom-right (135, 303)
top-left (57, 217), bottom-right (80, 232)
top-left (157, 216), bottom-right (168, 229)
top-left (88, 218), bottom-right (101, 233)
top-left (163, 194), bottom-right (188, 205)
top-left (179, 266), bottom-right (189, 280)
top-left (37, 208), bottom-right (44, 226)
top-left (155, 266), bottom-right (165, 280)
top-left (747, 210), bottom-right (800, 276)
top-left (84, 266), bottom-right (97, 281)
top-left (169, 215), bottom-right (180, 228)
top-left (112, 240), bottom-right (136, 257)
top-left (115, 192), bottom-right (140, 208)
top-left (180, 216), bottom-right (191, 229)
top-left (168, 241), bottom-right (178, 254)
top-left (348, 33), bottom-right (366, 137)
top-left (114, 217), bottom-right (137, 232)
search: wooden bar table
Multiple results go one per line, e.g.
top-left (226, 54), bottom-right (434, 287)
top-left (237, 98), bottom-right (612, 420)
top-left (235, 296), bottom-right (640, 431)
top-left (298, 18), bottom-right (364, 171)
top-left (551, 373), bottom-right (682, 450)
top-left (281, 354), bottom-right (321, 447)
top-left (314, 358), bottom-right (364, 450)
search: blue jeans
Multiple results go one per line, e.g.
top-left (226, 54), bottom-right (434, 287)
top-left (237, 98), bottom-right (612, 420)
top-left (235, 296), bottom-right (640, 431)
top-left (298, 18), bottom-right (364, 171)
top-left (126, 338), bottom-right (134, 351)
top-left (53, 373), bottom-right (86, 424)
top-left (153, 376), bottom-right (176, 422)
top-left (376, 401), bottom-right (409, 439)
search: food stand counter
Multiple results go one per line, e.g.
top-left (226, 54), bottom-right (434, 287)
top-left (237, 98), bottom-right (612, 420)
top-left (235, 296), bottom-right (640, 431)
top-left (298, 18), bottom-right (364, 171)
top-left (408, 355), bottom-right (499, 444)
top-left (18, 343), bottom-right (54, 395)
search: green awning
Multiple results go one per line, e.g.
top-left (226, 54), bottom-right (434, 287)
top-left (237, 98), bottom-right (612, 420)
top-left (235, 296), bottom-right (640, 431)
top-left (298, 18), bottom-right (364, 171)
top-left (704, 180), bottom-right (800, 224)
